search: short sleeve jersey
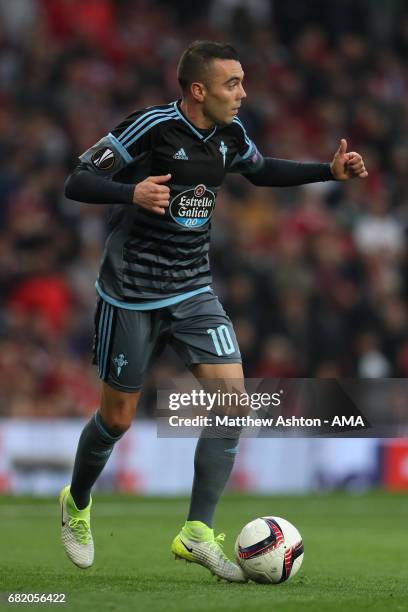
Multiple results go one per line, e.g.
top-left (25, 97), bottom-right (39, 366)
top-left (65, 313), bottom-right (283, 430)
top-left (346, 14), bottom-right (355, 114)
top-left (79, 100), bottom-right (262, 303)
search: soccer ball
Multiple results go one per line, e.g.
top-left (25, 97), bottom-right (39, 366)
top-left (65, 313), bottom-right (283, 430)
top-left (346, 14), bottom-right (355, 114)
top-left (235, 516), bottom-right (304, 584)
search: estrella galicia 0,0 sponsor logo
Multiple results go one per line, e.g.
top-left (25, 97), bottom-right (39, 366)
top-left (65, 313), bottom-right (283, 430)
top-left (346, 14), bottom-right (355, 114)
top-left (169, 184), bottom-right (216, 229)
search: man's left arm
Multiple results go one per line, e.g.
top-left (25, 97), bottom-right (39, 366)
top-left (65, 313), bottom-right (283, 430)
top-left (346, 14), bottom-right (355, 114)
top-left (233, 138), bottom-right (367, 186)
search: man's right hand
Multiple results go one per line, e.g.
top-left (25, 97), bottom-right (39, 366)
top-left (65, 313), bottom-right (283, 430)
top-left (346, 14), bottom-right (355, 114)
top-left (133, 174), bottom-right (171, 215)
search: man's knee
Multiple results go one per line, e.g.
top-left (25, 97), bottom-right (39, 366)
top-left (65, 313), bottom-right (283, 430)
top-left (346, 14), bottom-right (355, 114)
top-left (100, 383), bottom-right (140, 435)
top-left (191, 363), bottom-right (248, 417)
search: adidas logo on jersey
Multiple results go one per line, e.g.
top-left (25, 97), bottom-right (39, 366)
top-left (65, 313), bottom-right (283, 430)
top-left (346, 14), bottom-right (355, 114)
top-left (173, 148), bottom-right (189, 160)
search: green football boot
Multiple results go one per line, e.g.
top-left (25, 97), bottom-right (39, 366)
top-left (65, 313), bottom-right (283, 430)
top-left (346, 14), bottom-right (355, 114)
top-left (59, 486), bottom-right (94, 569)
top-left (171, 520), bottom-right (247, 582)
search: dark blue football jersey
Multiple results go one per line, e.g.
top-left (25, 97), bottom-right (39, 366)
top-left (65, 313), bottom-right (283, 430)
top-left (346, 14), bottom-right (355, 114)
top-left (79, 100), bottom-right (262, 305)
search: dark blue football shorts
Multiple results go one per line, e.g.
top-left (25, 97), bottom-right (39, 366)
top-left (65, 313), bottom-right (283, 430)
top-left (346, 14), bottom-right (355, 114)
top-left (92, 290), bottom-right (241, 392)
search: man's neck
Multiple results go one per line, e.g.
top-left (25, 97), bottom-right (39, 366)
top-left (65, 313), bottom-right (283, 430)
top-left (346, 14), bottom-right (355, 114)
top-left (180, 99), bottom-right (215, 130)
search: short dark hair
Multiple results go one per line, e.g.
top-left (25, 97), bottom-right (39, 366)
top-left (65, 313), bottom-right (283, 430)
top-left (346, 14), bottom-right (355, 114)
top-left (177, 41), bottom-right (240, 93)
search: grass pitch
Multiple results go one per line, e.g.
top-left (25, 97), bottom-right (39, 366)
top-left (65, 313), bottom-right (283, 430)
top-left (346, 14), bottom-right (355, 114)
top-left (0, 492), bottom-right (406, 611)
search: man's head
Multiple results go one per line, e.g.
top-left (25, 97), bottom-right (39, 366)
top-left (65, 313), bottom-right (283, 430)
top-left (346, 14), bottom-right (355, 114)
top-left (177, 41), bottom-right (246, 127)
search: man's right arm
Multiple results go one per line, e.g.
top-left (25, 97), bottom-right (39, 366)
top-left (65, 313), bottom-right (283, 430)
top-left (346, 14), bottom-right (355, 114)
top-left (65, 163), bottom-right (172, 215)
top-left (65, 130), bottom-right (139, 205)
top-left (65, 163), bottom-right (135, 204)
top-left (65, 109), bottom-right (174, 214)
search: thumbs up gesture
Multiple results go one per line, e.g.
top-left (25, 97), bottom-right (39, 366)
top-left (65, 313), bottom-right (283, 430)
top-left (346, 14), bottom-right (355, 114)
top-left (330, 139), bottom-right (368, 181)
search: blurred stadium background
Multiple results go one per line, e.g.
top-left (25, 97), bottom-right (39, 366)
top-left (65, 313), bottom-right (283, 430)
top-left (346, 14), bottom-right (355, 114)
top-left (0, 0), bottom-right (408, 496)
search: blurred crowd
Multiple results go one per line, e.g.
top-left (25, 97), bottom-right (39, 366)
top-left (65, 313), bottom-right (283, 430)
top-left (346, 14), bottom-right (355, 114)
top-left (0, 0), bottom-right (407, 417)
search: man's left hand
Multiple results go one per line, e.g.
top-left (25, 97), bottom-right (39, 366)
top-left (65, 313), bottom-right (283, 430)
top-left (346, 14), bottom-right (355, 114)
top-left (330, 139), bottom-right (368, 180)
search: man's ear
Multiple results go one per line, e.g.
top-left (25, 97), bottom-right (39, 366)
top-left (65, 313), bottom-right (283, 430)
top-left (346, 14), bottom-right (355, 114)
top-left (190, 81), bottom-right (206, 103)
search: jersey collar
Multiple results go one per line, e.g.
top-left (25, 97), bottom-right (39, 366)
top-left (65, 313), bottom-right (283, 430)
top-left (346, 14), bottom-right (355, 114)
top-left (173, 100), bottom-right (217, 143)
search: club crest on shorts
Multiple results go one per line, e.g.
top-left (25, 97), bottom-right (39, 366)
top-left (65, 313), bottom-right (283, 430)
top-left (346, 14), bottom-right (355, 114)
top-left (91, 147), bottom-right (115, 170)
top-left (169, 183), bottom-right (216, 229)
top-left (113, 353), bottom-right (128, 377)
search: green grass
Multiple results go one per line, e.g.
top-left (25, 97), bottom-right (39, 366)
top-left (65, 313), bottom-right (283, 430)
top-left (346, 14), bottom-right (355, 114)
top-left (0, 492), bottom-right (407, 611)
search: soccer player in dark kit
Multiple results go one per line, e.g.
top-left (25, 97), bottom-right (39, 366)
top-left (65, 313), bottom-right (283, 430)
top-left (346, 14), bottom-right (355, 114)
top-left (61, 41), bottom-right (368, 581)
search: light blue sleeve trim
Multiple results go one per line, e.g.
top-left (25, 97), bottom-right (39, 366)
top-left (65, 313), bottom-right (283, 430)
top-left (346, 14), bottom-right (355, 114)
top-left (119, 111), bottom-right (177, 146)
top-left (241, 140), bottom-right (255, 160)
top-left (117, 105), bottom-right (175, 143)
top-left (95, 280), bottom-right (212, 310)
top-left (125, 114), bottom-right (178, 147)
top-left (233, 117), bottom-right (252, 147)
top-left (231, 117), bottom-right (256, 161)
top-left (107, 133), bottom-right (133, 163)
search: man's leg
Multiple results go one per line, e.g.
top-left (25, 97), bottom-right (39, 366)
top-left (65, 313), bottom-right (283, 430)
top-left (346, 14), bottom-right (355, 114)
top-left (169, 292), bottom-right (247, 580)
top-left (60, 383), bottom-right (140, 569)
top-left (172, 362), bottom-right (247, 582)
top-left (187, 362), bottom-right (245, 527)
top-left (60, 297), bottom-right (160, 568)
top-left (70, 383), bottom-right (141, 508)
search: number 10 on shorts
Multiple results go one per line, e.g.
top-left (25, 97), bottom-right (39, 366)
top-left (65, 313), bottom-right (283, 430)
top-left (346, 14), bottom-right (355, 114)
top-left (207, 325), bottom-right (235, 356)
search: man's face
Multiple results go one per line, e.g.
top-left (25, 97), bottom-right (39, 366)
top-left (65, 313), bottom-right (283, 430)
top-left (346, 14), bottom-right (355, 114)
top-left (201, 59), bottom-right (246, 126)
